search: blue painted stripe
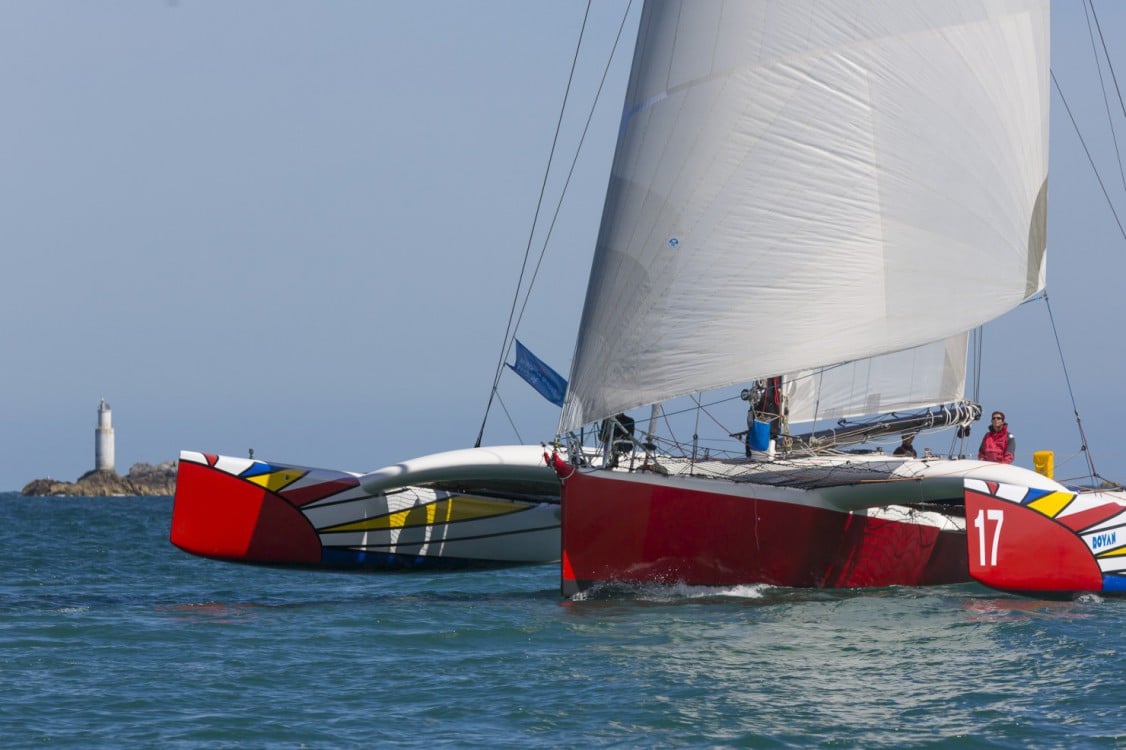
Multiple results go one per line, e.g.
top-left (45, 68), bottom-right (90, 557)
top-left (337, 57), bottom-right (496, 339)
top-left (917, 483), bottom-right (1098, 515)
top-left (1101, 574), bottom-right (1126, 593)
top-left (240, 462), bottom-right (281, 478)
top-left (1021, 487), bottom-right (1054, 505)
top-left (319, 547), bottom-right (511, 571)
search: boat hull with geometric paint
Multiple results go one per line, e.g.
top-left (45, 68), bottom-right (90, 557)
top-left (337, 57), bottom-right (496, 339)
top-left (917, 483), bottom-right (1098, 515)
top-left (171, 446), bottom-right (561, 570)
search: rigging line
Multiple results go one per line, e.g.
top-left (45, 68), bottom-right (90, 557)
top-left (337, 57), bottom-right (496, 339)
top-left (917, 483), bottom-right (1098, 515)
top-left (1042, 293), bottom-right (1099, 482)
top-left (474, 1), bottom-right (593, 448)
top-left (687, 392), bottom-right (739, 445)
top-left (1083, 0), bottom-right (1126, 195)
top-left (1051, 70), bottom-right (1126, 243)
top-left (507, 0), bottom-right (636, 352)
top-left (971, 327), bottom-right (981, 403)
top-left (660, 391), bottom-right (743, 419)
top-left (809, 369), bottom-right (823, 433)
top-left (494, 391), bottom-right (524, 446)
top-left (658, 407), bottom-right (687, 455)
top-left (690, 393), bottom-right (703, 462)
top-left (967, 327), bottom-right (983, 455)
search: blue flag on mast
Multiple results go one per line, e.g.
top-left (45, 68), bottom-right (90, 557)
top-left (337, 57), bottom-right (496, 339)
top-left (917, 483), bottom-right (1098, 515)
top-left (508, 340), bottom-right (567, 407)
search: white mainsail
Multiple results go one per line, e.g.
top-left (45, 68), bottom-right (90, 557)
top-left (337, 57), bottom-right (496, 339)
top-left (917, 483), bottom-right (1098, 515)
top-left (559, 0), bottom-right (1050, 432)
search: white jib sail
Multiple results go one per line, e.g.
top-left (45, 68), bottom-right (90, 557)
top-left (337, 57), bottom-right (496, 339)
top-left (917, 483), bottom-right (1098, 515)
top-left (560, 0), bottom-right (1049, 432)
top-left (783, 334), bottom-right (969, 425)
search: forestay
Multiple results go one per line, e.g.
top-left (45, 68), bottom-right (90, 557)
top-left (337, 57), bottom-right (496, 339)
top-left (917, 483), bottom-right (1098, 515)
top-left (560, 0), bottom-right (1050, 432)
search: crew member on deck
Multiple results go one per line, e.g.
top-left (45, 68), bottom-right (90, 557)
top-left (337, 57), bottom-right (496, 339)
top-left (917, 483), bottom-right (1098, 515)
top-left (978, 411), bottom-right (1015, 464)
top-left (893, 433), bottom-right (917, 458)
top-left (600, 413), bottom-right (635, 468)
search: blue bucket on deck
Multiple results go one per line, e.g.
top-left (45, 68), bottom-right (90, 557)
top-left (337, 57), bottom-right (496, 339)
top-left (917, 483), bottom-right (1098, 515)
top-left (747, 420), bottom-right (772, 452)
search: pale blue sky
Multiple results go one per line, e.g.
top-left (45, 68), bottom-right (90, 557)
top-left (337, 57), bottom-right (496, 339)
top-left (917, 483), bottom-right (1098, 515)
top-left (2, 1), bottom-right (1125, 491)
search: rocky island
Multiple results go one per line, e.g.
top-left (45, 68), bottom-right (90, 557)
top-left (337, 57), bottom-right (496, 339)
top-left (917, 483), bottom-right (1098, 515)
top-left (21, 461), bottom-right (177, 497)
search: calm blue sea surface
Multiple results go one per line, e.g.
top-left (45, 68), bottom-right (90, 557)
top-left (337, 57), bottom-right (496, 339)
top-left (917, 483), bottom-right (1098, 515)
top-left (0, 493), bottom-right (1121, 748)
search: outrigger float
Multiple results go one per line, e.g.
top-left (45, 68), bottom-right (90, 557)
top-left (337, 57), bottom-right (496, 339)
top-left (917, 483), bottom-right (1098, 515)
top-left (170, 445), bottom-right (562, 570)
top-left (964, 477), bottom-right (1126, 596)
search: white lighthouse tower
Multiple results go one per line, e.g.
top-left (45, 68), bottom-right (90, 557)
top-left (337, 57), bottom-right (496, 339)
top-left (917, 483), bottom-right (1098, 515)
top-left (95, 399), bottom-right (115, 473)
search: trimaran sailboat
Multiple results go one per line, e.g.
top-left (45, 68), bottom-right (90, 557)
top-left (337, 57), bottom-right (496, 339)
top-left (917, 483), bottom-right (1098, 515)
top-left (172, 0), bottom-right (1126, 598)
top-left (548, 0), bottom-right (1126, 598)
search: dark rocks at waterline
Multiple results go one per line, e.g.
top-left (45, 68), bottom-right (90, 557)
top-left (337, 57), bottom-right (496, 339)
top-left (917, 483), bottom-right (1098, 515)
top-left (21, 462), bottom-right (177, 497)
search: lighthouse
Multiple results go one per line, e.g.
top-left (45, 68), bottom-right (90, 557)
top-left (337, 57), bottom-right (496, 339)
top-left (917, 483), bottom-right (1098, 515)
top-left (95, 399), bottom-right (115, 473)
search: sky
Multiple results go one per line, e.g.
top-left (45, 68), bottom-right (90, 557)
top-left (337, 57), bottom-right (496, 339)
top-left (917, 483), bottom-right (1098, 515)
top-left (2, 1), bottom-right (1126, 492)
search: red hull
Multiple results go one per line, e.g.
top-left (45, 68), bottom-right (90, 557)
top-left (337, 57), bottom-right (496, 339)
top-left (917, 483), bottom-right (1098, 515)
top-left (170, 457), bottom-right (324, 564)
top-left (964, 480), bottom-right (1121, 595)
top-left (560, 468), bottom-right (968, 596)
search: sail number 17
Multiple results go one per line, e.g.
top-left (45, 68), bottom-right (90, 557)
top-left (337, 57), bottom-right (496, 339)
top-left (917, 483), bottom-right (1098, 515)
top-left (973, 509), bottom-right (1004, 567)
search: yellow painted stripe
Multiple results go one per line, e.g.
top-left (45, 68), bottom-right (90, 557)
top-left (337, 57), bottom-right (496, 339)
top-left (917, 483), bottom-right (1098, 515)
top-left (1027, 491), bottom-right (1074, 518)
top-left (1096, 546), bottom-right (1126, 558)
top-left (320, 495), bottom-right (529, 533)
top-left (246, 469), bottom-right (307, 492)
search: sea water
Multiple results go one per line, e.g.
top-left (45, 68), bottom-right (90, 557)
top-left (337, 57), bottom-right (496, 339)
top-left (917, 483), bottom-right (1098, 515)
top-left (0, 493), bottom-right (1120, 749)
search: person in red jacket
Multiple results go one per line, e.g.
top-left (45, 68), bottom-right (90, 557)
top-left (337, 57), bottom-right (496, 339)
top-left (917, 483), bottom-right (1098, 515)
top-left (979, 411), bottom-right (1015, 463)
